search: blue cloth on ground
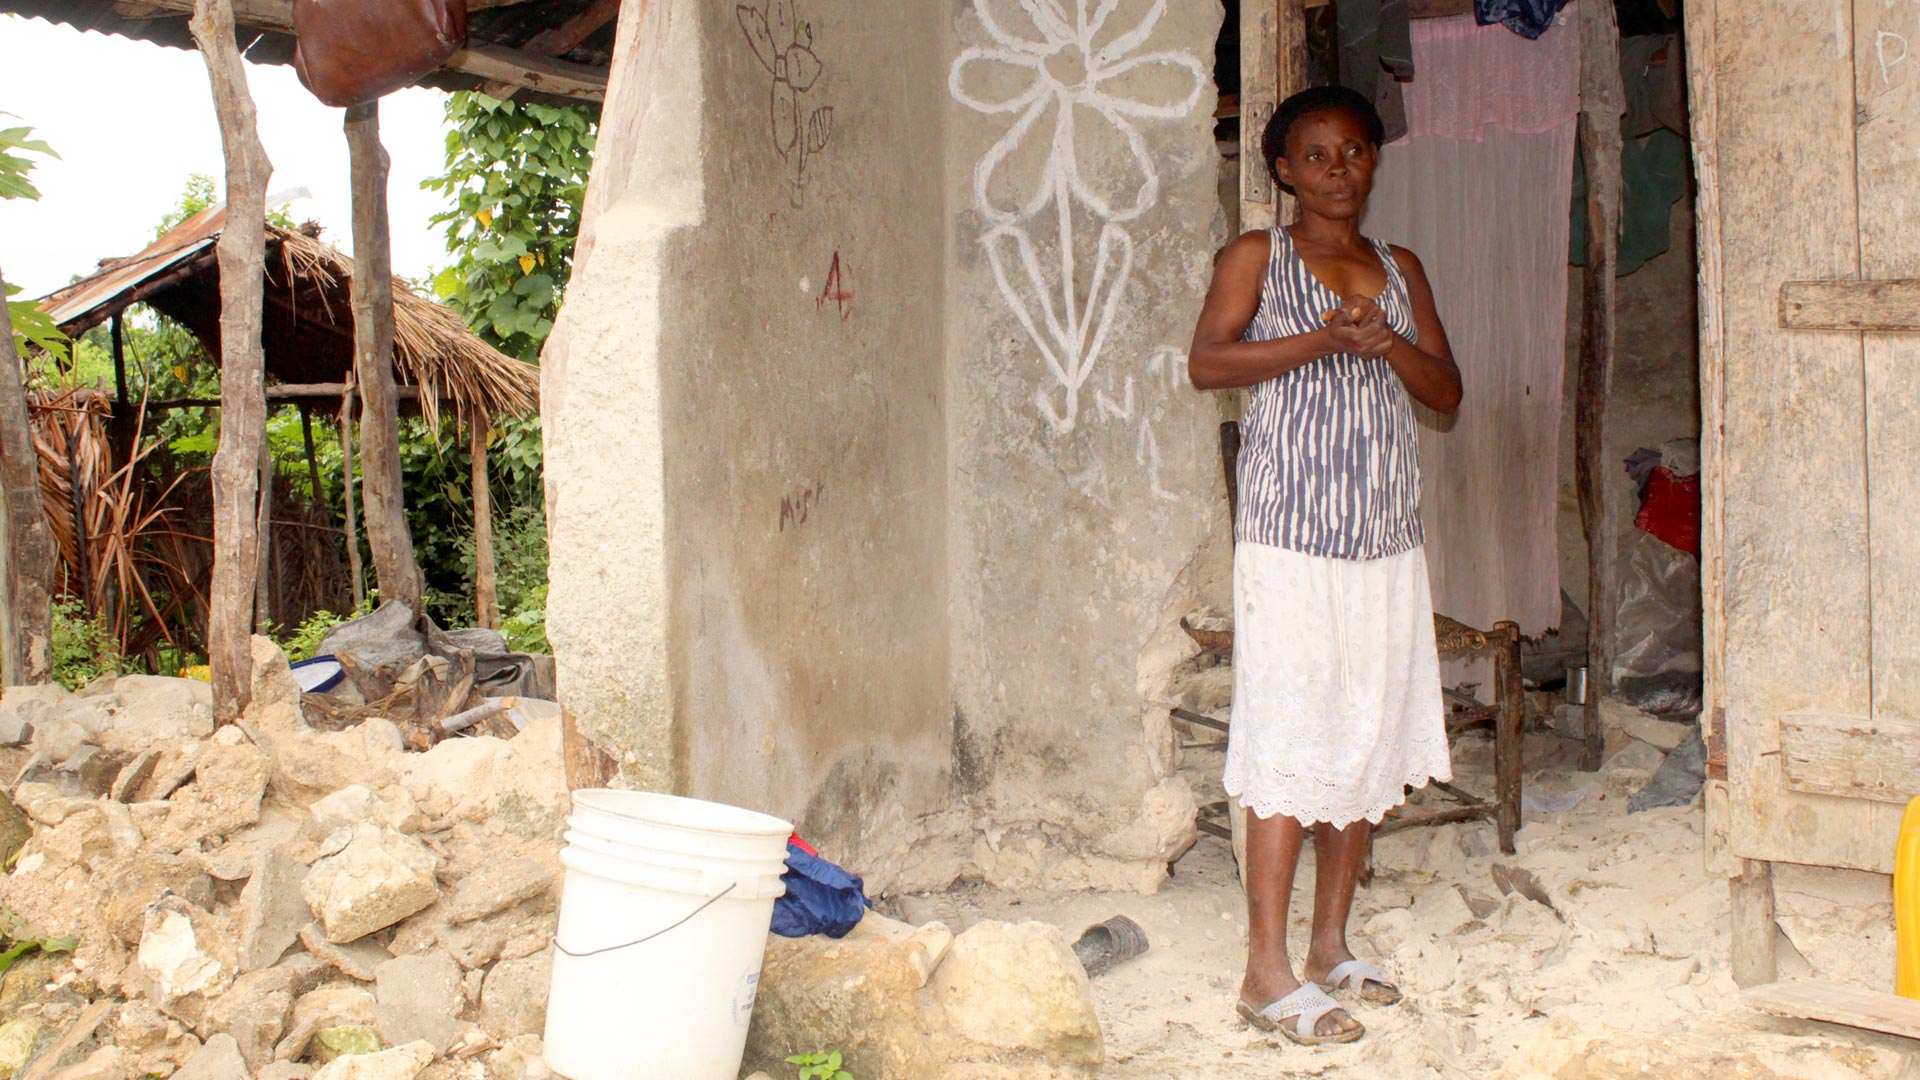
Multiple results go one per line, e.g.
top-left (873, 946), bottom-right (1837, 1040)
top-left (770, 842), bottom-right (868, 938)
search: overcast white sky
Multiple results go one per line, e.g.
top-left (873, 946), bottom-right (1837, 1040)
top-left (0, 14), bottom-right (451, 299)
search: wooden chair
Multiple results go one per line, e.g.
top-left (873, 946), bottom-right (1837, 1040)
top-left (1189, 421), bottom-right (1524, 858)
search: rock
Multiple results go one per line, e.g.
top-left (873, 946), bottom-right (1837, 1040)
top-left (275, 987), bottom-right (376, 1062)
top-left (1615, 709), bottom-right (1694, 752)
top-left (246, 636), bottom-right (307, 734)
top-left (1410, 880), bottom-right (1479, 936)
top-left (156, 738), bottom-right (272, 848)
top-left (0, 715), bottom-right (32, 749)
top-left (298, 923), bottom-right (389, 982)
top-left (32, 806), bottom-right (122, 874)
top-left (4, 683), bottom-right (82, 760)
top-left (311, 1041), bottom-right (434, 1080)
top-left (135, 895), bottom-right (236, 1025)
top-left (12, 782), bottom-right (86, 826)
top-left (47, 1045), bottom-right (127, 1080)
top-left (488, 1035), bottom-right (549, 1080)
top-left (446, 859), bottom-right (553, 925)
top-left (0, 1018), bottom-right (42, 1078)
top-left (929, 922), bottom-right (1102, 1066)
top-left (111, 1002), bottom-right (171, 1058)
top-left (104, 853), bottom-right (217, 944)
top-left (0, 792), bottom-right (32, 869)
top-left (311, 785), bottom-right (423, 835)
top-left (139, 743), bottom-right (202, 802)
top-left (262, 728), bottom-right (404, 807)
top-left (302, 825), bottom-right (440, 944)
top-left (110, 749), bottom-right (160, 802)
top-left (206, 968), bottom-right (296, 1070)
top-left (479, 951), bottom-right (551, 1039)
top-left (312, 1025), bottom-right (383, 1062)
top-left (60, 745), bottom-right (122, 797)
top-left (261, 1065), bottom-right (316, 1080)
top-left (174, 1033), bottom-right (250, 1080)
top-left (237, 850), bottom-right (310, 971)
top-left (397, 718), bottom-right (567, 841)
top-left (104, 675), bottom-right (215, 755)
top-left (374, 951), bottom-right (464, 1055)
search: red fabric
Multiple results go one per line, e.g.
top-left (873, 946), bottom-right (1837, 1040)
top-left (788, 833), bottom-right (817, 856)
top-left (1635, 467), bottom-right (1700, 557)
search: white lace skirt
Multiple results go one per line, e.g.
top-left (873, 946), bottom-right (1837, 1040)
top-left (1223, 540), bottom-right (1450, 828)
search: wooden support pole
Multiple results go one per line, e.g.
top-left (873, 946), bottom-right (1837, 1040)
top-left (254, 427), bottom-right (273, 634)
top-left (0, 262), bottom-right (55, 684)
top-left (345, 101), bottom-right (424, 615)
top-left (298, 403), bottom-right (324, 512)
top-left (470, 416), bottom-right (498, 630)
top-left (109, 315), bottom-right (128, 404)
top-left (1239, 0), bottom-right (1306, 232)
top-left (339, 380), bottom-right (366, 612)
top-left (1574, 0), bottom-right (1624, 771)
top-left (1731, 858), bottom-right (1778, 987)
top-left (1493, 621), bottom-right (1524, 854)
top-left (193, 0), bottom-right (273, 722)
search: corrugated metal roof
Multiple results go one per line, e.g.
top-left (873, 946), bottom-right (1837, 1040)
top-left (37, 204), bottom-right (225, 329)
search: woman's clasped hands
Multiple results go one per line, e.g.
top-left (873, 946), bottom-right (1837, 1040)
top-left (1322, 294), bottom-right (1394, 358)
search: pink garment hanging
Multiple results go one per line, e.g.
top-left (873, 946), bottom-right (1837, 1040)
top-left (1364, 4), bottom-right (1580, 636)
top-left (1402, 4), bottom-right (1582, 141)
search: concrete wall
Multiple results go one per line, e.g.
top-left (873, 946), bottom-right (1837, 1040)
top-left (547, 0), bottom-right (1227, 889)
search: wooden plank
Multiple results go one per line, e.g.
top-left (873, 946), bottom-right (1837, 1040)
top-left (1745, 979), bottom-right (1920, 1040)
top-left (1574, 0), bottom-right (1623, 772)
top-left (1782, 279), bottom-right (1920, 331)
top-left (1731, 858), bottom-right (1778, 987)
top-left (345, 101), bottom-right (425, 615)
top-left (1859, 2), bottom-right (1920, 733)
top-left (1686, 0), bottom-right (1727, 821)
top-left (449, 45), bottom-right (608, 103)
top-left (1781, 712), bottom-right (1920, 804)
top-left (1239, 0), bottom-right (1278, 232)
top-left (471, 418), bottom-right (497, 630)
top-left (192, 0), bottom-right (272, 724)
top-left (1718, 1), bottom-right (1882, 872)
top-left (338, 381), bottom-right (365, 611)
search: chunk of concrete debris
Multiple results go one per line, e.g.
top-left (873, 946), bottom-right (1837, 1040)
top-left (749, 915), bottom-right (1086, 1080)
top-left (299, 923), bottom-right (389, 982)
top-left (111, 749), bottom-right (160, 802)
top-left (479, 950), bottom-right (552, 1039)
top-left (311, 1040), bottom-right (435, 1080)
top-left (156, 736), bottom-right (272, 848)
top-left (140, 742), bottom-right (203, 802)
top-left (311, 784), bottom-right (423, 835)
top-left (247, 635), bottom-right (308, 734)
top-left (261, 1065), bottom-right (316, 1080)
top-left (930, 922), bottom-right (1102, 1065)
top-left (105, 852), bottom-right (218, 944)
top-left (207, 968), bottom-right (297, 1070)
top-left (0, 714), bottom-right (33, 748)
top-left (446, 858), bottom-right (553, 925)
top-left (488, 1035), bottom-right (550, 1080)
top-left (275, 987), bottom-right (376, 1062)
top-left (47, 1044), bottom-right (127, 1080)
top-left (105, 674), bottom-right (216, 754)
top-left (0, 1018), bottom-right (41, 1077)
top-left (302, 824), bottom-right (441, 944)
top-left (136, 895), bottom-right (237, 1024)
top-left (0, 791), bottom-right (29, 867)
top-left (374, 951), bottom-right (464, 1055)
top-left (174, 1032), bottom-right (250, 1080)
top-left (237, 850), bottom-right (311, 971)
top-left (312, 1024), bottom-right (383, 1062)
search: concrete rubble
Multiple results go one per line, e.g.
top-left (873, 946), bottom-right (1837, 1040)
top-left (0, 639), bottom-right (570, 1079)
top-left (0, 637), bottom-right (1109, 1079)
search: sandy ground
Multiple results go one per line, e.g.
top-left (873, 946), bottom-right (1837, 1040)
top-left (890, 727), bottom-right (1919, 1078)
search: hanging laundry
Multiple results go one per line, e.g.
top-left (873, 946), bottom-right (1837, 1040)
top-left (1334, 0), bottom-right (1415, 143)
top-left (1474, 0), bottom-right (1573, 41)
top-left (1620, 34), bottom-right (1687, 138)
top-left (1570, 127), bottom-right (1689, 276)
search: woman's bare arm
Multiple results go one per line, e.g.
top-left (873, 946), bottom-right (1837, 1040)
top-left (1382, 245), bottom-right (1463, 413)
top-left (1188, 231), bottom-right (1354, 390)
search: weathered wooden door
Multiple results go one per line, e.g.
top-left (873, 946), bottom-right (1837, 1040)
top-left (1700, 0), bottom-right (1920, 880)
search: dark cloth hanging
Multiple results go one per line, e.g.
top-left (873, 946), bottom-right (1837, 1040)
top-left (1473, 0), bottom-right (1573, 41)
top-left (1334, 0), bottom-right (1414, 142)
top-left (1619, 34), bottom-right (1687, 139)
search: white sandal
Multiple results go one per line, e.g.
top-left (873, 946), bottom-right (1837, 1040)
top-left (1317, 958), bottom-right (1403, 1006)
top-left (1236, 983), bottom-right (1364, 1045)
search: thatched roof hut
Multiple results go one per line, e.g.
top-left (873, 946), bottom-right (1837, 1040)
top-left (35, 204), bottom-right (539, 427)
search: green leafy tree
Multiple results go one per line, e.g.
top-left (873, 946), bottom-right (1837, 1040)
top-left (422, 92), bottom-right (595, 362)
top-left (2, 117), bottom-right (68, 364)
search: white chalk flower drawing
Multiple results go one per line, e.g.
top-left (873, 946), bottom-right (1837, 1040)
top-left (950, 0), bottom-right (1205, 433)
top-left (739, 0), bottom-right (834, 207)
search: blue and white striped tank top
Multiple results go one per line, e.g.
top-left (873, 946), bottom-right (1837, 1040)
top-left (1235, 228), bottom-right (1424, 561)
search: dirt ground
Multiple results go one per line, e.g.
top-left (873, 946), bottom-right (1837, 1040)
top-left (888, 727), bottom-right (1918, 1078)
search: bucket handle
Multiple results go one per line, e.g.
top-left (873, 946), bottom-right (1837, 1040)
top-left (551, 883), bottom-right (737, 958)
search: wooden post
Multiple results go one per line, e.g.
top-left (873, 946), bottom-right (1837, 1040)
top-left (345, 101), bottom-right (424, 614)
top-left (1493, 621), bottom-right (1524, 854)
top-left (254, 429), bottom-right (273, 634)
top-left (1574, 0), bottom-right (1623, 771)
top-left (0, 263), bottom-right (55, 684)
top-left (1731, 857), bottom-right (1778, 987)
top-left (339, 380), bottom-right (366, 611)
top-left (1239, 0), bottom-right (1306, 233)
top-left (470, 416), bottom-right (498, 630)
top-left (192, 0), bottom-right (273, 723)
top-left (298, 403), bottom-right (324, 513)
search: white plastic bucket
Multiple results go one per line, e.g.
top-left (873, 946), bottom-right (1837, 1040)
top-left (544, 789), bottom-right (792, 1080)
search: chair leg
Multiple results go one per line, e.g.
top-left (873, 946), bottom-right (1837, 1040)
top-left (1492, 621), bottom-right (1524, 855)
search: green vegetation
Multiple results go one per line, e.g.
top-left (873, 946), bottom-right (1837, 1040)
top-left (787, 1050), bottom-right (855, 1080)
top-left (2, 116), bottom-right (69, 364)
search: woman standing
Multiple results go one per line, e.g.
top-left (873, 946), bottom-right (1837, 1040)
top-left (1187, 85), bottom-right (1462, 1046)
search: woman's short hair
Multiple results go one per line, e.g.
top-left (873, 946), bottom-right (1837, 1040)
top-left (1261, 85), bottom-right (1387, 192)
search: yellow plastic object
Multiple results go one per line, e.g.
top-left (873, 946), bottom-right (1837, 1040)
top-left (180, 665), bottom-right (211, 683)
top-left (1897, 795), bottom-right (1920, 998)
